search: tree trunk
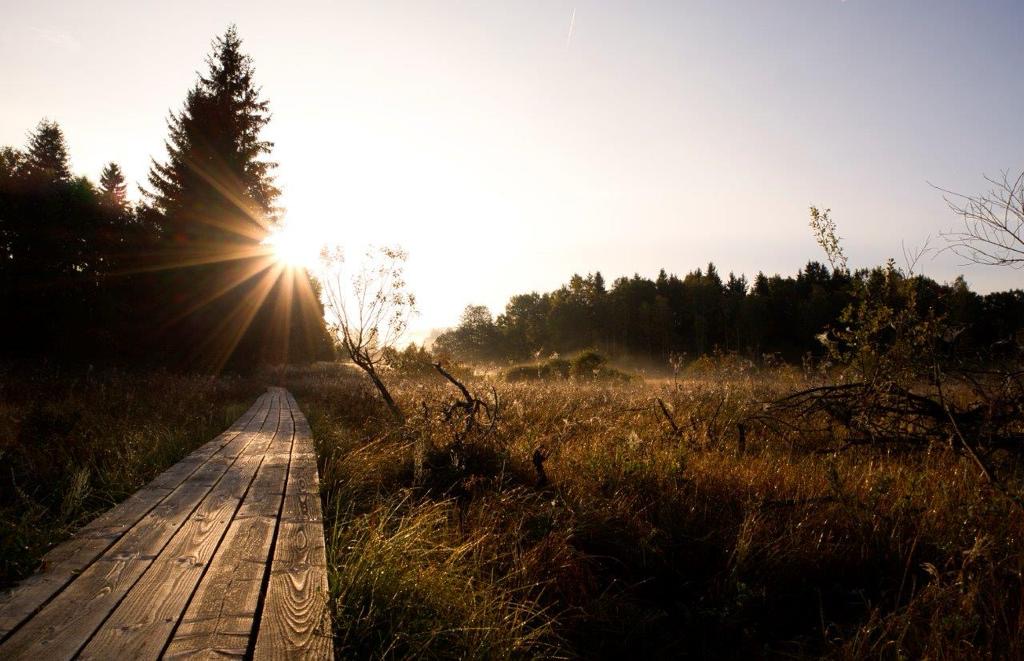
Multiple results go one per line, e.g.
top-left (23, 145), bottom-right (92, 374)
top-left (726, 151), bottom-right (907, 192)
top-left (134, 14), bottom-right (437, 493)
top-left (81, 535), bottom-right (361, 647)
top-left (352, 355), bottom-right (404, 423)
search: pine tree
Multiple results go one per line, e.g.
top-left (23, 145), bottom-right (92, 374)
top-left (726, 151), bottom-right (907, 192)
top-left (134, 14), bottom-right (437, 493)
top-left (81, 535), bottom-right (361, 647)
top-left (25, 119), bottom-right (71, 184)
top-left (99, 162), bottom-right (128, 208)
top-left (146, 25), bottom-right (279, 250)
top-left (141, 26), bottom-right (331, 371)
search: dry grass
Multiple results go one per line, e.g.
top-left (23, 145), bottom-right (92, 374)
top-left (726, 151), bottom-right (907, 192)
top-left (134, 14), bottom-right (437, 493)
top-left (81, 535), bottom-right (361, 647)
top-left (287, 364), bottom-right (1024, 659)
top-left (0, 367), bottom-right (262, 587)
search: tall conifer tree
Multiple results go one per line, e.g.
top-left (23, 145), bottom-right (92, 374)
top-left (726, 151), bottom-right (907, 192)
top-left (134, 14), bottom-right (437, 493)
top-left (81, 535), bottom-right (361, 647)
top-left (146, 25), bottom-right (279, 251)
top-left (143, 26), bottom-right (330, 370)
top-left (25, 120), bottom-right (71, 185)
top-left (99, 162), bottom-right (128, 209)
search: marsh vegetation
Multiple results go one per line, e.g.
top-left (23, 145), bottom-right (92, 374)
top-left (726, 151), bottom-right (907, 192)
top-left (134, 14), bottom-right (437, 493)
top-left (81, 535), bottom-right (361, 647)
top-left (280, 344), bottom-right (1024, 658)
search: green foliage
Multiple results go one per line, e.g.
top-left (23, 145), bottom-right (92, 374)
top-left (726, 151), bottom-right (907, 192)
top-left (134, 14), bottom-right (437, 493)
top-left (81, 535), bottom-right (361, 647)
top-left (570, 349), bottom-right (607, 376)
top-left (823, 259), bottom-right (947, 386)
top-left (145, 25), bottom-right (278, 224)
top-left (685, 349), bottom-right (757, 377)
top-left (328, 498), bottom-right (555, 658)
top-left (139, 25), bottom-right (336, 370)
top-left (432, 304), bottom-right (503, 363)
top-left (0, 121), bottom-right (156, 361)
top-left (433, 261), bottom-right (1020, 369)
top-left (24, 119), bottom-right (71, 184)
top-left (98, 162), bottom-right (128, 209)
top-left (382, 343), bottom-right (436, 377)
top-left (504, 357), bottom-right (571, 382)
top-left (809, 205), bottom-right (848, 273)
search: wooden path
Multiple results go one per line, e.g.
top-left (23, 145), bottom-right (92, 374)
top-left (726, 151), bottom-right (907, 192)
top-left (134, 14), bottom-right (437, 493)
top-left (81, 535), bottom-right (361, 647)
top-left (0, 387), bottom-right (332, 660)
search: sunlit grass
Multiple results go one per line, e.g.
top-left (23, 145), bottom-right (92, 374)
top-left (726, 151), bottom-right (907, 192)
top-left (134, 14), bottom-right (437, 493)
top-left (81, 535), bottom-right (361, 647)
top-left (287, 365), bottom-right (1024, 659)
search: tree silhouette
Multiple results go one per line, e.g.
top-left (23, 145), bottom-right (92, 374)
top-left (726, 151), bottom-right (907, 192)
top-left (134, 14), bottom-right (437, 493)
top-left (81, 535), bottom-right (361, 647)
top-left (146, 25), bottom-right (278, 252)
top-left (142, 26), bottom-right (328, 370)
top-left (434, 261), bottom-right (1021, 368)
top-left (24, 120), bottom-right (71, 185)
top-left (99, 162), bottom-right (128, 210)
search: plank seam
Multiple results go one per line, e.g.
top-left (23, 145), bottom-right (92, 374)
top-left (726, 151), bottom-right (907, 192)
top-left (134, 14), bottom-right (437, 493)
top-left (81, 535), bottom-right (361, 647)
top-left (248, 399), bottom-right (298, 659)
top-left (158, 390), bottom-right (289, 658)
top-left (0, 395), bottom-right (269, 646)
top-left (62, 393), bottom-right (277, 658)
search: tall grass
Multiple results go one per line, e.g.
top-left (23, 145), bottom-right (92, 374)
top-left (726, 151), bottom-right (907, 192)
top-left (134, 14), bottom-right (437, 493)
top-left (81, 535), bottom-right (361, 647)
top-left (0, 367), bottom-right (261, 587)
top-left (287, 365), bottom-right (1024, 659)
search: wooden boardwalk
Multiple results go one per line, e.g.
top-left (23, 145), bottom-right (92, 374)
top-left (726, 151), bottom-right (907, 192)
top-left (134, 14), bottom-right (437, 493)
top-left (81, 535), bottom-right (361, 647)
top-left (0, 387), bottom-right (332, 660)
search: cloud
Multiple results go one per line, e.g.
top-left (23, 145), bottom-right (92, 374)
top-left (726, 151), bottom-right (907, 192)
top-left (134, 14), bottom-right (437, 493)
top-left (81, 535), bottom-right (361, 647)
top-left (566, 8), bottom-right (576, 51)
top-left (29, 27), bottom-right (81, 53)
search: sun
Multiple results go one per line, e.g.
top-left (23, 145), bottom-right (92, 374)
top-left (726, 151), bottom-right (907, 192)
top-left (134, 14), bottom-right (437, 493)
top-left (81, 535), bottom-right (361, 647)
top-left (265, 225), bottom-right (322, 270)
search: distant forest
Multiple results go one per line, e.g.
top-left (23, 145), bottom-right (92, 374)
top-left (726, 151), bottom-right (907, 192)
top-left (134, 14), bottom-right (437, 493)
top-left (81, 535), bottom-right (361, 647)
top-left (0, 28), bottom-right (332, 370)
top-left (434, 263), bottom-right (1024, 365)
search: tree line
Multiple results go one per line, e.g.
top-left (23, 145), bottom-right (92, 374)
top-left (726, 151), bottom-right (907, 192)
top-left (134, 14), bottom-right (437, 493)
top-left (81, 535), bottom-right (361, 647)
top-left (0, 27), bottom-right (333, 371)
top-left (434, 261), bottom-right (1024, 366)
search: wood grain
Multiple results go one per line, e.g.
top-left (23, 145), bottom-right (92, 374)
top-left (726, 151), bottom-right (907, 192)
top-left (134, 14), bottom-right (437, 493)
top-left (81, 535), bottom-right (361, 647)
top-left (254, 399), bottom-right (332, 660)
top-left (0, 387), bottom-right (332, 660)
top-left (0, 394), bottom-right (273, 659)
top-left (78, 400), bottom-right (282, 659)
top-left (163, 402), bottom-right (296, 659)
top-left (0, 396), bottom-right (268, 643)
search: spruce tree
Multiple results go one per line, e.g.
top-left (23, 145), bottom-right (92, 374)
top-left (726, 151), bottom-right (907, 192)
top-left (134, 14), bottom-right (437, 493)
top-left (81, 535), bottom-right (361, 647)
top-left (25, 119), bottom-right (71, 184)
top-left (142, 26), bottom-right (330, 370)
top-left (99, 162), bottom-right (128, 209)
top-left (146, 25), bottom-right (279, 251)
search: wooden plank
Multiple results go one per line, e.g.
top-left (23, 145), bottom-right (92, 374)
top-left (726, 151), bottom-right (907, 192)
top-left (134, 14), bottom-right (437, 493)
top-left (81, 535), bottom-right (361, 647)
top-left (0, 387), bottom-right (332, 660)
top-left (78, 400), bottom-right (283, 659)
top-left (280, 461), bottom-right (324, 523)
top-left (150, 394), bottom-right (269, 488)
top-left (0, 394), bottom-right (269, 643)
top-left (162, 516), bottom-right (278, 660)
top-left (0, 394), bottom-right (276, 659)
top-left (254, 396), bottom-right (333, 660)
top-left (163, 406), bottom-right (296, 659)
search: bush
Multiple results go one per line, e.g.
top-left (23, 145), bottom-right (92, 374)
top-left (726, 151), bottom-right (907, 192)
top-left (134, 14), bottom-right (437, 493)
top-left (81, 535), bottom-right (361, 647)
top-left (505, 357), bottom-right (571, 382)
top-left (570, 350), bottom-right (607, 377)
top-left (505, 352), bottom-right (633, 383)
top-left (381, 343), bottom-right (436, 377)
top-left (571, 350), bottom-right (634, 381)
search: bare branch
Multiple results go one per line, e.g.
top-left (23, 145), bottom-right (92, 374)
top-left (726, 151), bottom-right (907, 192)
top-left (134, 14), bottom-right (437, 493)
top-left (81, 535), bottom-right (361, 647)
top-left (937, 170), bottom-right (1024, 268)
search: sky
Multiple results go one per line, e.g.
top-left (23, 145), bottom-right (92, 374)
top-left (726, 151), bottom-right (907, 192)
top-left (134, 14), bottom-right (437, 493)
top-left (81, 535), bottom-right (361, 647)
top-left (2, 0), bottom-right (1022, 338)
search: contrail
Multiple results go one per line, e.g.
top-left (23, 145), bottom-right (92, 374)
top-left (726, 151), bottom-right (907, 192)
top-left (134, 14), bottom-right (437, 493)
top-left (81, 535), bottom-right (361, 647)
top-left (565, 7), bottom-right (576, 51)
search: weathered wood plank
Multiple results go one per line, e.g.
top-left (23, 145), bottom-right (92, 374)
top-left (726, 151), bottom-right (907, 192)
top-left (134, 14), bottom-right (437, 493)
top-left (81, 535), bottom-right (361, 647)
top-left (162, 516), bottom-right (278, 660)
top-left (0, 395), bottom-right (275, 659)
top-left (78, 400), bottom-right (283, 659)
top-left (254, 398), bottom-right (332, 660)
top-left (164, 393), bottom-right (296, 659)
top-left (149, 394), bottom-right (268, 489)
top-left (280, 461), bottom-right (324, 523)
top-left (0, 387), bottom-right (331, 660)
top-left (0, 394), bottom-right (269, 643)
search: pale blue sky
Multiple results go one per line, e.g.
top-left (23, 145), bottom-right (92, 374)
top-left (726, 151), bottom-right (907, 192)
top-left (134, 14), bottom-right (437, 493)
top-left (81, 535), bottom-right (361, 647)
top-left (2, 1), bottom-right (1022, 334)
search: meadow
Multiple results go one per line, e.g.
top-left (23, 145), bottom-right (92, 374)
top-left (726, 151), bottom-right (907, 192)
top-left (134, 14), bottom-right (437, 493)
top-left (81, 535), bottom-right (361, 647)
top-left (0, 359), bottom-right (1020, 658)
top-left (282, 360), bottom-right (1024, 659)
